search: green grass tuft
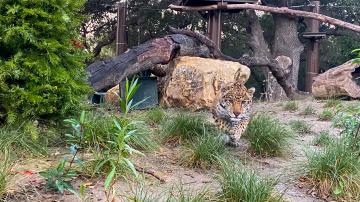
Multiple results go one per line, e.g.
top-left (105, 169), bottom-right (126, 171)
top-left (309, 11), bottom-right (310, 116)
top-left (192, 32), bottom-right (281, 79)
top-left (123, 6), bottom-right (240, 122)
top-left (181, 135), bottom-right (226, 168)
top-left (0, 149), bottom-right (12, 195)
top-left (161, 112), bottom-right (218, 143)
top-left (301, 105), bottom-right (316, 115)
top-left (145, 107), bottom-right (166, 125)
top-left (324, 99), bottom-right (341, 108)
top-left (0, 123), bottom-right (48, 157)
top-left (304, 140), bottom-right (360, 200)
top-left (283, 101), bottom-right (298, 111)
top-left (313, 131), bottom-right (333, 147)
top-left (318, 109), bottom-right (334, 121)
top-left (290, 120), bottom-right (311, 134)
top-left (218, 161), bottom-right (283, 202)
top-left (244, 115), bottom-right (293, 156)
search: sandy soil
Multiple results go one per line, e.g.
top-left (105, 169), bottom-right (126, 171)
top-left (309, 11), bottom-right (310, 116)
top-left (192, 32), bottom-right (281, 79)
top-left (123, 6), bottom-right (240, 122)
top-left (2, 99), bottom-right (359, 202)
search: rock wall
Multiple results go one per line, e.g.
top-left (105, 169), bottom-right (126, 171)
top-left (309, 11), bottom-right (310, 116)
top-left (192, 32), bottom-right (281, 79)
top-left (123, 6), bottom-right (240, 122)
top-left (161, 56), bottom-right (251, 110)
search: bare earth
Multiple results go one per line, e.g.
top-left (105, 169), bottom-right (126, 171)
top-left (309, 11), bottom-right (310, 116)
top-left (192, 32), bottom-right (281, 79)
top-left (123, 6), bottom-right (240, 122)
top-left (3, 99), bottom-right (358, 202)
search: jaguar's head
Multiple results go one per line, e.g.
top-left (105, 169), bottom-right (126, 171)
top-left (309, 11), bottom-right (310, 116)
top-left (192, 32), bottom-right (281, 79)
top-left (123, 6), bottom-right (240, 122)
top-left (219, 80), bottom-right (255, 118)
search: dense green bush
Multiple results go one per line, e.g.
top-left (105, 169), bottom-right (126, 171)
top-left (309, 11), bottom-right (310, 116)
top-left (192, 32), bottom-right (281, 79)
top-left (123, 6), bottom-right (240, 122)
top-left (0, 0), bottom-right (90, 123)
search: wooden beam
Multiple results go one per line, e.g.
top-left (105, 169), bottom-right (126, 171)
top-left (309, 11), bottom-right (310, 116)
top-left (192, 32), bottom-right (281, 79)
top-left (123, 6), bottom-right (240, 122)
top-left (169, 3), bottom-right (360, 33)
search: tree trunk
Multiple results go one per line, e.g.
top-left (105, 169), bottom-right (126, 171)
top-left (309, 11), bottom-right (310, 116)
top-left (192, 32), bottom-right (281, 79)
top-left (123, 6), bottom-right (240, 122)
top-left (272, 14), bottom-right (304, 88)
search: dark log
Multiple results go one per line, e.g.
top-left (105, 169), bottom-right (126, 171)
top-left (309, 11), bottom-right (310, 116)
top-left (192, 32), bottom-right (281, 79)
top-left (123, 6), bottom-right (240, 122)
top-left (87, 34), bottom-right (209, 92)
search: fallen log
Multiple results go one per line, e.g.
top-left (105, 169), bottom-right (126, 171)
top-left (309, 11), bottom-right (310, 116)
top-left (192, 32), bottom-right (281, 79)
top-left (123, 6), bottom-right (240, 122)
top-left (312, 60), bottom-right (360, 98)
top-left (87, 31), bottom-right (305, 99)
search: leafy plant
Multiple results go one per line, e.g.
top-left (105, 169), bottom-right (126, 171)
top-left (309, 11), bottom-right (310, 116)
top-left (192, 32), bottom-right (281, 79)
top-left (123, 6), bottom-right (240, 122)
top-left (92, 119), bottom-right (144, 190)
top-left (301, 105), bottom-right (316, 115)
top-left (218, 161), bottom-right (283, 202)
top-left (119, 77), bottom-right (147, 115)
top-left (313, 131), bottom-right (333, 147)
top-left (0, 0), bottom-right (90, 123)
top-left (161, 112), bottom-right (218, 143)
top-left (181, 134), bottom-right (226, 168)
top-left (352, 48), bottom-right (360, 64)
top-left (282, 101), bottom-right (298, 111)
top-left (318, 109), bottom-right (334, 121)
top-left (290, 120), bottom-right (312, 134)
top-left (304, 140), bottom-right (360, 200)
top-left (243, 115), bottom-right (293, 156)
top-left (40, 159), bottom-right (78, 194)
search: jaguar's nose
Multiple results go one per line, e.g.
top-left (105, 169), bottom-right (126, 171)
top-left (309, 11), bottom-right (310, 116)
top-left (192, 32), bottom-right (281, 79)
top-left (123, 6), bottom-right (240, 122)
top-left (234, 111), bottom-right (241, 117)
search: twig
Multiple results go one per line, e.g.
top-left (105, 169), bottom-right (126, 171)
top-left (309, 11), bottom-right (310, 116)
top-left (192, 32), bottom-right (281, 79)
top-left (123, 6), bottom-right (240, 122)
top-left (135, 165), bottom-right (166, 183)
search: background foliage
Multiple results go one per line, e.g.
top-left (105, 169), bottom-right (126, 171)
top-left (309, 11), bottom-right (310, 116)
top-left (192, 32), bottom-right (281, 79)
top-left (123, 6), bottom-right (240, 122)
top-left (0, 0), bottom-right (90, 123)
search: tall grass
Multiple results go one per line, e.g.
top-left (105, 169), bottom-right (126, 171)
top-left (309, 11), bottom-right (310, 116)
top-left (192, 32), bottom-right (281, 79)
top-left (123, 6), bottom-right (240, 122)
top-left (0, 149), bottom-right (12, 195)
top-left (313, 131), bottom-right (333, 147)
top-left (181, 135), bottom-right (226, 168)
top-left (0, 123), bottom-right (47, 157)
top-left (218, 161), bottom-right (282, 202)
top-left (282, 101), bottom-right (298, 111)
top-left (304, 140), bottom-right (360, 200)
top-left (243, 115), bottom-right (293, 156)
top-left (161, 112), bottom-right (218, 143)
top-left (324, 99), bottom-right (341, 108)
top-left (145, 107), bottom-right (166, 125)
top-left (290, 120), bottom-right (312, 134)
top-left (301, 105), bottom-right (316, 115)
top-left (318, 109), bottom-right (334, 121)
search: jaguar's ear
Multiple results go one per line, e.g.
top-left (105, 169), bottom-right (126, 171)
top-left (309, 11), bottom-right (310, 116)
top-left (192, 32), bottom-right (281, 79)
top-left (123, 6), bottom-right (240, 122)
top-left (247, 87), bottom-right (256, 96)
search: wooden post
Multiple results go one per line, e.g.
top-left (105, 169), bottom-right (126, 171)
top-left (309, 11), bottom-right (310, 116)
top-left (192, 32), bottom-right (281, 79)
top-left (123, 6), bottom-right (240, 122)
top-left (116, 2), bottom-right (127, 56)
top-left (208, 2), bottom-right (226, 49)
top-left (305, 1), bottom-right (320, 92)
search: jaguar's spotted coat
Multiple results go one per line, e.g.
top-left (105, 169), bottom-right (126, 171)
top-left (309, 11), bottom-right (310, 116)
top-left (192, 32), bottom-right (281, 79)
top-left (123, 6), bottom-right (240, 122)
top-left (212, 71), bottom-right (255, 147)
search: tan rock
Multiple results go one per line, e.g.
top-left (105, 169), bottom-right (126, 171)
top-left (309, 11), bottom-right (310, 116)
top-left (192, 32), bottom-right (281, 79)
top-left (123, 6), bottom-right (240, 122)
top-left (312, 60), bottom-right (360, 98)
top-left (105, 85), bottom-right (119, 105)
top-left (161, 56), bottom-right (251, 110)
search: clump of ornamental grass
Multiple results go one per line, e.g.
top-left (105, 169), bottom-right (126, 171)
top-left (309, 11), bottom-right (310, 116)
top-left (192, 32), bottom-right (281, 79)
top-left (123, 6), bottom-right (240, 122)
top-left (301, 105), bottom-right (316, 116)
top-left (217, 161), bottom-right (283, 202)
top-left (304, 140), bottom-right (360, 200)
top-left (318, 109), bottom-right (334, 121)
top-left (290, 120), bottom-right (312, 134)
top-left (0, 123), bottom-right (47, 157)
top-left (145, 107), bottom-right (166, 125)
top-left (161, 112), bottom-right (217, 143)
top-left (243, 115), bottom-right (293, 156)
top-left (0, 149), bottom-right (12, 195)
top-left (180, 134), bottom-right (226, 168)
top-left (283, 101), bottom-right (298, 111)
top-left (313, 131), bottom-right (334, 147)
top-left (324, 99), bottom-right (341, 108)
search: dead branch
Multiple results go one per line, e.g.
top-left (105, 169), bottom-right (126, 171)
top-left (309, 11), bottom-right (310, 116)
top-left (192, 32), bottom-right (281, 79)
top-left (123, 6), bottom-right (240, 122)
top-left (169, 4), bottom-right (360, 33)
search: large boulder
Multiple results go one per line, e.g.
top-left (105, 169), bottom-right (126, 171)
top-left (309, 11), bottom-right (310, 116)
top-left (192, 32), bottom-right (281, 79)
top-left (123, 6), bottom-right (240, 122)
top-left (161, 56), bottom-right (251, 110)
top-left (312, 60), bottom-right (360, 98)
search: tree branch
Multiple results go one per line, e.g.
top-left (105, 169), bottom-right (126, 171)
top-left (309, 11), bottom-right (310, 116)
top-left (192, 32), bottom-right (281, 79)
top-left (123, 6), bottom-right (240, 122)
top-left (169, 4), bottom-right (360, 33)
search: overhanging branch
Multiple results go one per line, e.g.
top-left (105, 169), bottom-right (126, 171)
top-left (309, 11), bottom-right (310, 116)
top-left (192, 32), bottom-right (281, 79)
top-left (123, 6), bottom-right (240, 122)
top-left (169, 4), bottom-right (360, 33)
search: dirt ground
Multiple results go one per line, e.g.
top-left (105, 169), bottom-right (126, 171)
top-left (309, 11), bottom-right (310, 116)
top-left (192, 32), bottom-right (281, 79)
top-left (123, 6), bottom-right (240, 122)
top-left (2, 98), bottom-right (358, 202)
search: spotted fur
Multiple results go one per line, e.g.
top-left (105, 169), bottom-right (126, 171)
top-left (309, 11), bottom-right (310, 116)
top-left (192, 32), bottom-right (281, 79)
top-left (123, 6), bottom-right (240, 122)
top-left (212, 72), bottom-right (255, 147)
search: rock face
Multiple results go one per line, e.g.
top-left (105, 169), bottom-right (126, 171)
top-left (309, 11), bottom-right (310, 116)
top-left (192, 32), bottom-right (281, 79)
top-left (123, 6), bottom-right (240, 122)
top-left (312, 60), bottom-right (360, 98)
top-left (161, 56), bottom-right (251, 110)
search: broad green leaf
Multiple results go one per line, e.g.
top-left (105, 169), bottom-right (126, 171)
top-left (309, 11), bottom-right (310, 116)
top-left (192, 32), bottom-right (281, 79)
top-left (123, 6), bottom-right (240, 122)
top-left (104, 165), bottom-right (116, 190)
